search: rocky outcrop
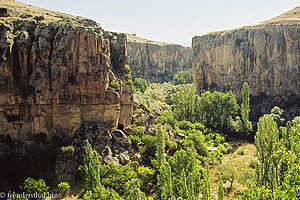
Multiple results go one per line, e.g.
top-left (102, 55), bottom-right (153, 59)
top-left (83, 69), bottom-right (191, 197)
top-left (192, 6), bottom-right (300, 105)
top-left (0, 1), bottom-right (133, 141)
top-left (127, 34), bottom-right (192, 82)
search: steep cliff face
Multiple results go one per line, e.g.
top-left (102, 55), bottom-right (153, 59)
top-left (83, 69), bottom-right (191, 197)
top-left (127, 34), bottom-right (192, 82)
top-left (0, 0), bottom-right (133, 141)
top-left (192, 6), bottom-right (300, 104)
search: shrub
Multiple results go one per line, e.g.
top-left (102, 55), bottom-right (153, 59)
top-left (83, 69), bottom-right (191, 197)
top-left (21, 178), bottom-right (49, 200)
top-left (124, 178), bottom-right (147, 200)
top-left (99, 164), bottom-right (137, 193)
top-left (60, 146), bottom-right (74, 155)
top-left (135, 109), bottom-right (143, 115)
top-left (130, 126), bottom-right (145, 136)
top-left (129, 135), bottom-right (141, 149)
top-left (82, 186), bottom-right (121, 200)
top-left (58, 182), bottom-right (70, 195)
top-left (2, 54), bottom-right (6, 61)
top-left (133, 78), bottom-right (148, 93)
top-left (142, 135), bottom-right (157, 156)
top-left (133, 116), bottom-right (146, 125)
top-left (137, 166), bottom-right (155, 192)
top-left (123, 64), bottom-right (131, 73)
top-left (110, 80), bottom-right (120, 91)
top-left (125, 74), bottom-right (132, 82)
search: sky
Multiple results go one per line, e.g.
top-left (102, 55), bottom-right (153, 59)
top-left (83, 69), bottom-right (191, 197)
top-left (18, 0), bottom-right (299, 46)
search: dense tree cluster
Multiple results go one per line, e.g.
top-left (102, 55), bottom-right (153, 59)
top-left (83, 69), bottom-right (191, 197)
top-left (172, 86), bottom-right (239, 131)
top-left (173, 69), bottom-right (193, 85)
top-left (133, 78), bottom-right (148, 93)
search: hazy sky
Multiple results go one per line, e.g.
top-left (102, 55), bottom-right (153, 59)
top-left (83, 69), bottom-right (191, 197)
top-left (18, 0), bottom-right (299, 46)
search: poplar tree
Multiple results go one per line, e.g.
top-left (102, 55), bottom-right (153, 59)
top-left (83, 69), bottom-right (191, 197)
top-left (78, 140), bottom-right (101, 190)
top-left (202, 165), bottom-right (211, 200)
top-left (255, 115), bottom-right (279, 186)
top-left (158, 162), bottom-right (173, 200)
top-left (155, 125), bottom-right (165, 167)
top-left (218, 178), bottom-right (224, 200)
top-left (241, 82), bottom-right (250, 124)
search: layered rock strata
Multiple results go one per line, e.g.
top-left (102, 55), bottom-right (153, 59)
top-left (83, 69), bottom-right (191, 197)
top-left (192, 6), bottom-right (300, 104)
top-left (127, 34), bottom-right (192, 82)
top-left (0, 0), bottom-right (133, 141)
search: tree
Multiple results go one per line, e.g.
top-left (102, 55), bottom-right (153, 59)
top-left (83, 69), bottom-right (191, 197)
top-left (240, 82), bottom-right (250, 124)
top-left (78, 140), bottom-right (101, 190)
top-left (254, 115), bottom-right (279, 186)
top-left (124, 178), bottom-right (147, 200)
top-left (155, 125), bottom-right (165, 167)
top-left (218, 178), bottom-right (224, 200)
top-left (219, 164), bottom-right (237, 191)
top-left (133, 78), bottom-right (148, 93)
top-left (158, 162), bottom-right (173, 200)
top-left (202, 165), bottom-right (211, 200)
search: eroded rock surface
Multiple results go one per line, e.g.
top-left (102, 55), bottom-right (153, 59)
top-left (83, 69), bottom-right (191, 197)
top-left (192, 6), bottom-right (300, 105)
top-left (127, 34), bottom-right (192, 82)
top-left (0, 1), bottom-right (133, 141)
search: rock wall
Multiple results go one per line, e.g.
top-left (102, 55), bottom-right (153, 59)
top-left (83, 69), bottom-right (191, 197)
top-left (127, 34), bottom-right (192, 82)
top-left (192, 7), bottom-right (300, 103)
top-left (0, 1), bottom-right (133, 141)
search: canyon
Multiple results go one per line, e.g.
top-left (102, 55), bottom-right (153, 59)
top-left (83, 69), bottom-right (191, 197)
top-left (127, 33), bottom-right (192, 82)
top-left (0, 0), bottom-right (133, 142)
top-left (192, 6), bottom-right (300, 110)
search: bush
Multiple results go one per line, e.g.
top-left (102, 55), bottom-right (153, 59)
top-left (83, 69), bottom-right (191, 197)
top-left (58, 182), bottom-right (70, 195)
top-left (129, 135), bottom-right (141, 149)
top-left (21, 178), bottom-right (49, 200)
top-left (133, 116), bottom-right (146, 125)
top-left (123, 64), bottom-right (131, 73)
top-left (130, 126), bottom-right (145, 136)
top-left (124, 178), bottom-right (147, 200)
top-left (173, 69), bottom-right (193, 85)
top-left (99, 164), bottom-right (137, 193)
top-left (133, 78), bottom-right (148, 93)
top-left (82, 186), bottom-right (121, 200)
top-left (110, 80), bottom-right (120, 91)
top-left (60, 146), bottom-right (74, 155)
top-left (135, 109), bottom-right (143, 115)
top-left (142, 135), bottom-right (157, 156)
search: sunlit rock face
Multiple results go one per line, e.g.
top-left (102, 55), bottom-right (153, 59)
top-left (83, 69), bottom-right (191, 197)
top-left (0, 1), bottom-right (133, 141)
top-left (192, 6), bottom-right (300, 104)
top-left (127, 34), bottom-right (192, 83)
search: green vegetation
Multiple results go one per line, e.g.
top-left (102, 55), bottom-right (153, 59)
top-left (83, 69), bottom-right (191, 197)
top-left (133, 78), bottom-right (148, 93)
top-left (172, 86), bottom-right (239, 131)
top-left (173, 69), bottom-right (193, 85)
top-left (109, 79), bottom-right (120, 91)
top-left (218, 178), bottom-right (224, 200)
top-left (60, 146), bottom-right (74, 155)
top-left (78, 140), bottom-right (101, 191)
top-left (10, 72), bottom-right (299, 200)
top-left (123, 64), bottom-right (131, 73)
top-left (58, 182), bottom-right (70, 195)
top-left (8, 177), bottom-right (50, 200)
